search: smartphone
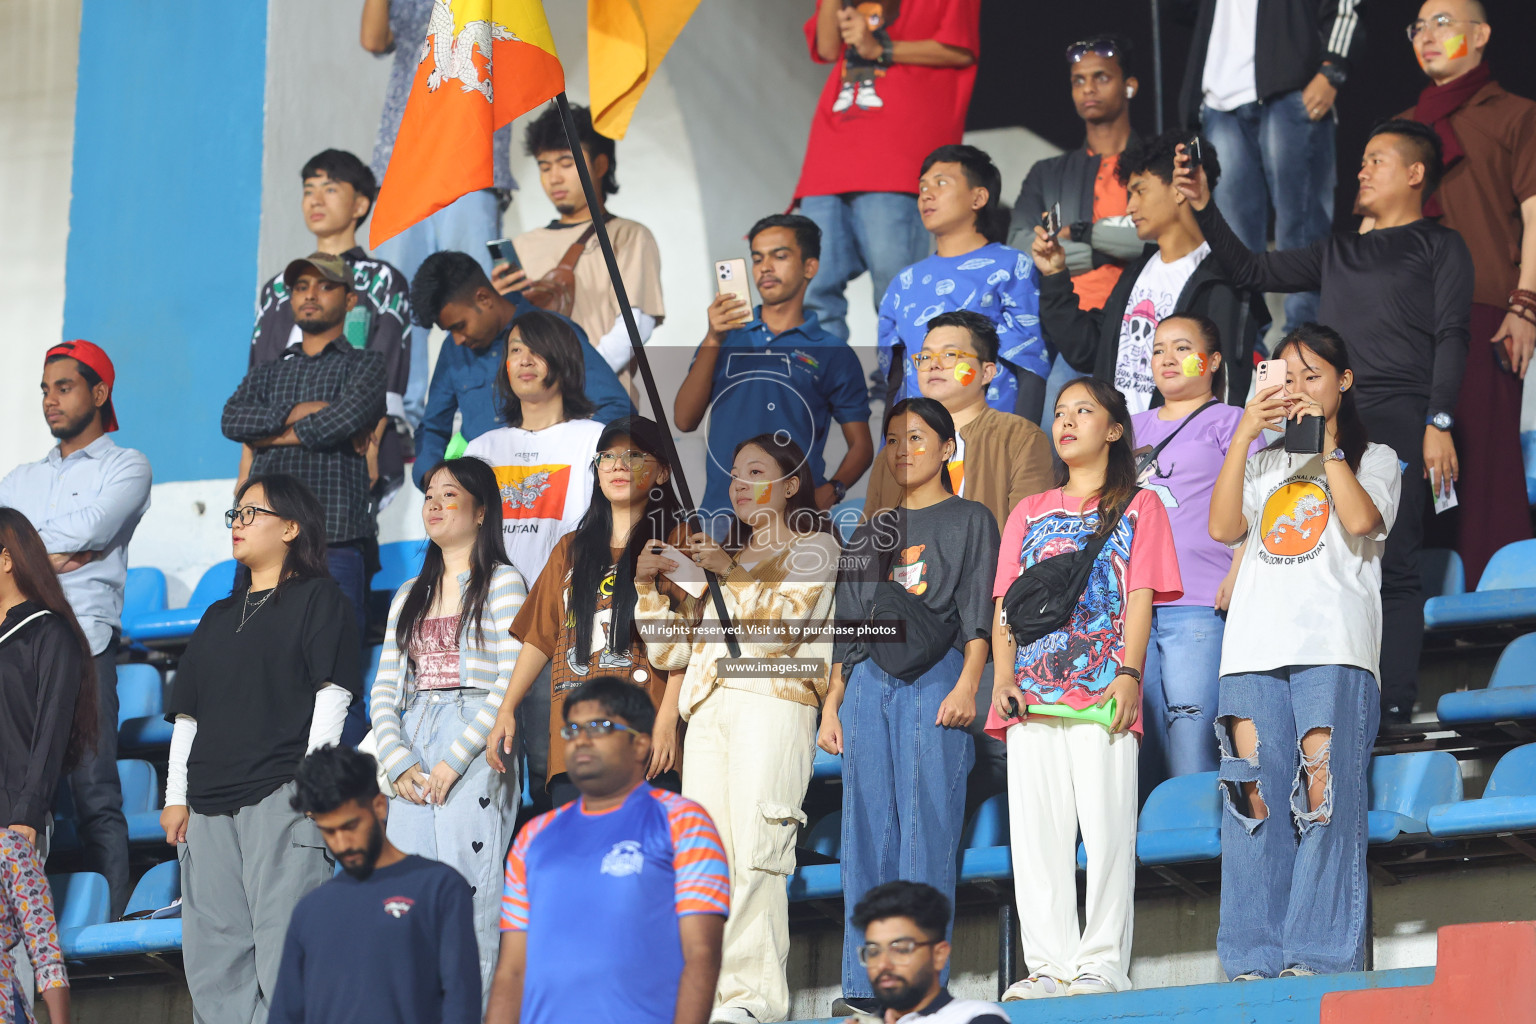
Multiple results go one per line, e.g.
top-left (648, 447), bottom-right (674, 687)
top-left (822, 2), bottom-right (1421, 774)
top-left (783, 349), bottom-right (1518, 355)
top-left (1044, 202), bottom-right (1062, 241)
top-left (486, 238), bottom-right (521, 272)
top-left (1186, 134), bottom-right (1203, 170)
top-left (1284, 414), bottom-right (1325, 455)
top-left (714, 258), bottom-right (752, 323)
top-left (1254, 359), bottom-right (1287, 392)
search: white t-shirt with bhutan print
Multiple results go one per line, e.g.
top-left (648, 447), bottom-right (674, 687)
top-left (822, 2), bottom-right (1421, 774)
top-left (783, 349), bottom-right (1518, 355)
top-left (465, 418), bottom-right (604, 586)
top-left (1219, 443), bottom-right (1402, 683)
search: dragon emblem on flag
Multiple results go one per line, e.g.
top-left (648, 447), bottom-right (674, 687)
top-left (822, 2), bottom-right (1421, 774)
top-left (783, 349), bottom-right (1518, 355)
top-left (421, 0), bottom-right (519, 101)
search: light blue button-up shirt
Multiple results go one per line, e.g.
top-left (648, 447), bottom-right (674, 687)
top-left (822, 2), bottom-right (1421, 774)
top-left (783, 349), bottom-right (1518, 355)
top-left (0, 435), bottom-right (152, 654)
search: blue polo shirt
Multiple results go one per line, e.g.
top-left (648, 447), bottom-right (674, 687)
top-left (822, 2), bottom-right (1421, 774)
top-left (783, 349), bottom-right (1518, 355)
top-left (695, 308), bottom-right (870, 519)
top-left (413, 296), bottom-right (634, 489)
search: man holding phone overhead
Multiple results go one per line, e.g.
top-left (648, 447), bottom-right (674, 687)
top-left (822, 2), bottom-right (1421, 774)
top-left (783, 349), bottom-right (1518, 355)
top-left (1173, 119), bottom-right (1475, 725)
top-left (673, 214), bottom-right (872, 527)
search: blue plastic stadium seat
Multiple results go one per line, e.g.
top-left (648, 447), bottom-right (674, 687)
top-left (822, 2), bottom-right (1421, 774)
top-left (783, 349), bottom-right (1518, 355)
top-left (118, 759), bottom-right (164, 844)
top-left (958, 794), bottom-right (1012, 882)
top-left (1428, 743), bottom-right (1536, 838)
top-left (65, 862), bottom-right (183, 958)
top-left (374, 540), bottom-right (428, 594)
top-left (123, 560), bottom-right (237, 644)
top-left (788, 812), bottom-right (842, 901)
top-left (116, 664), bottom-right (173, 751)
top-left (1438, 633), bottom-right (1536, 727)
top-left (829, 498), bottom-right (865, 545)
top-left (1424, 540), bottom-right (1536, 630)
top-left (1367, 751), bottom-right (1463, 844)
top-left (1136, 771), bottom-right (1222, 866)
top-left (48, 871), bottom-right (110, 945)
top-left (120, 567), bottom-right (167, 647)
top-left (812, 746), bottom-right (842, 781)
top-left (1420, 548), bottom-right (1466, 599)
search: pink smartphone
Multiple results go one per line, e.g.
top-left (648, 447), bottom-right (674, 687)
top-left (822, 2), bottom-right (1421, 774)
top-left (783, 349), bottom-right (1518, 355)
top-left (1254, 359), bottom-right (1287, 391)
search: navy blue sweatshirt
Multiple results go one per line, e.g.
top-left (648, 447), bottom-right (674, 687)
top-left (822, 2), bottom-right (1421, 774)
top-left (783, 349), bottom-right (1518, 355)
top-left (269, 854), bottom-right (479, 1024)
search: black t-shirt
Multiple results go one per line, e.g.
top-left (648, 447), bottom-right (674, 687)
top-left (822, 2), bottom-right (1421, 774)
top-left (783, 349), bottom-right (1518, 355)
top-left (167, 577), bottom-right (362, 814)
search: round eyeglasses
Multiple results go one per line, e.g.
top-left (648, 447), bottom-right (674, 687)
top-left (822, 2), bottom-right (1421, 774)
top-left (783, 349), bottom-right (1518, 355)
top-left (592, 450), bottom-right (654, 472)
top-left (1405, 14), bottom-right (1482, 42)
top-left (558, 719), bottom-right (637, 741)
top-left (911, 348), bottom-right (980, 370)
top-left (857, 938), bottom-right (936, 965)
top-left (224, 506), bottom-right (283, 529)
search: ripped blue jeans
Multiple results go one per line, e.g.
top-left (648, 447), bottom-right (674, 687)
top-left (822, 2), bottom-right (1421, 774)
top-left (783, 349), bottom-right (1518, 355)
top-left (1140, 605), bottom-right (1226, 800)
top-left (1215, 666), bottom-right (1379, 978)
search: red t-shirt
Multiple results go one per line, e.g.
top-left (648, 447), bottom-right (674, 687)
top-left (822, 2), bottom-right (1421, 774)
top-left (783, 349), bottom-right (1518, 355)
top-left (793, 0), bottom-right (982, 199)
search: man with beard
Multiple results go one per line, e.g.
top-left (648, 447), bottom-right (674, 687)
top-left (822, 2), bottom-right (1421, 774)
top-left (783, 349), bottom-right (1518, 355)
top-left (270, 744), bottom-right (479, 1023)
top-left (0, 340), bottom-right (151, 918)
top-left (485, 677), bottom-right (729, 1024)
top-left (844, 881), bottom-right (1007, 1022)
top-left (222, 253), bottom-right (386, 653)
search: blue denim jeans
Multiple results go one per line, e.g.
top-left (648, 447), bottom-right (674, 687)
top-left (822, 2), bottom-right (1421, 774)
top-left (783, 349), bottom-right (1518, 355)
top-left (374, 189), bottom-right (501, 427)
top-left (1200, 92), bottom-right (1335, 335)
top-left (799, 192), bottom-right (931, 341)
top-left (839, 649), bottom-right (974, 998)
top-left (1140, 605), bottom-right (1226, 798)
top-left (1216, 666), bottom-right (1380, 978)
top-left (387, 687), bottom-right (520, 1004)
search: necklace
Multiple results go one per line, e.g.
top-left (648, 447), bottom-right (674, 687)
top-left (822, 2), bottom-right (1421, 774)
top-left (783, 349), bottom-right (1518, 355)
top-left (238, 588), bottom-right (274, 633)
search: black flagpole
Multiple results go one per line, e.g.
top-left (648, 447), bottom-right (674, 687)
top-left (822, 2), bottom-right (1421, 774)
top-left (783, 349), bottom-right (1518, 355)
top-left (552, 91), bottom-right (741, 658)
top-left (1150, 0), bottom-right (1165, 134)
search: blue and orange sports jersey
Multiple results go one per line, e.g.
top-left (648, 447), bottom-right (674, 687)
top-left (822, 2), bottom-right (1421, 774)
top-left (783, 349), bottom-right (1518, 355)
top-left (501, 783), bottom-right (729, 1024)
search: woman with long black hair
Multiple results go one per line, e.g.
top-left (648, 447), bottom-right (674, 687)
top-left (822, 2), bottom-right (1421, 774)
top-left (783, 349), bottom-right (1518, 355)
top-left (1210, 325), bottom-right (1399, 979)
top-left (159, 474), bottom-right (362, 1024)
top-left (485, 417), bottom-right (688, 805)
top-left (369, 457), bottom-right (524, 997)
top-left (0, 507), bottom-right (97, 851)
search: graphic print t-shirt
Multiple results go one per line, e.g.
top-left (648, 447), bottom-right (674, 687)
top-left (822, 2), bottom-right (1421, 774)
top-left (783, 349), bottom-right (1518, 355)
top-left (1112, 243), bottom-right (1212, 414)
top-left (878, 243), bottom-right (1047, 415)
top-left (1220, 444), bottom-right (1402, 682)
top-left (502, 784), bottom-right (729, 1024)
top-left (1131, 404), bottom-right (1263, 607)
top-left (984, 489), bottom-right (1182, 739)
top-left (465, 418), bottom-right (604, 586)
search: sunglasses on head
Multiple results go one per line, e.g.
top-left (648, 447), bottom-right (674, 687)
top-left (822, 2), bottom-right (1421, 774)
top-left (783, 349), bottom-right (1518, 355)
top-left (1066, 37), bottom-right (1122, 64)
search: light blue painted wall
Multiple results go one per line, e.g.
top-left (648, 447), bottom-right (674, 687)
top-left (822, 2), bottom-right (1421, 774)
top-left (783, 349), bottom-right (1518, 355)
top-left (62, 0), bottom-right (268, 484)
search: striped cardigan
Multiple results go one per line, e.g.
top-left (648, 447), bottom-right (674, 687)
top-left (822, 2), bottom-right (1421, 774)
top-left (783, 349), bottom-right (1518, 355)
top-left (370, 563), bottom-right (526, 779)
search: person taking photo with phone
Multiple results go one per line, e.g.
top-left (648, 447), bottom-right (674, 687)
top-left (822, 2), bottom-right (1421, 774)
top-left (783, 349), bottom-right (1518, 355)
top-left (634, 434), bottom-right (841, 1024)
top-left (674, 214), bottom-right (872, 524)
top-left (819, 397), bottom-right (999, 1017)
top-left (1208, 324), bottom-right (1400, 981)
top-left (1131, 314), bottom-right (1261, 793)
top-left (367, 456), bottom-right (525, 1001)
top-left (987, 378), bottom-right (1181, 1001)
top-left (1173, 119), bottom-right (1474, 725)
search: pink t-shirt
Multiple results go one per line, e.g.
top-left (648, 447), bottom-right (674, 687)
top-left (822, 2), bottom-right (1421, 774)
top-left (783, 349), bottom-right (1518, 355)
top-left (1131, 404), bottom-right (1264, 607)
top-left (985, 488), bottom-right (1182, 739)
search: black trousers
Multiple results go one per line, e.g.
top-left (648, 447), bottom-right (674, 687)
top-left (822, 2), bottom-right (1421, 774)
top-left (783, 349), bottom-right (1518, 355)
top-left (1354, 391), bottom-right (1427, 716)
top-left (68, 635), bottom-right (130, 918)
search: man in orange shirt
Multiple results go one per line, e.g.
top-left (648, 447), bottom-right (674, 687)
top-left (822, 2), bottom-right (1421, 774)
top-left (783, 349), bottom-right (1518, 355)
top-left (1009, 35), bottom-right (1147, 411)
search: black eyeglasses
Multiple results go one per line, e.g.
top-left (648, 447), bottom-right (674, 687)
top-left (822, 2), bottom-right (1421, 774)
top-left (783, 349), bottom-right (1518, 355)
top-left (224, 506), bottom-right (283, 528)
top-left (1066, 37), bottom-right (1124, 64)
top-left (857, 938), bottom-right (936, 964)
top-left (558, 719), bottom-right (637, 741)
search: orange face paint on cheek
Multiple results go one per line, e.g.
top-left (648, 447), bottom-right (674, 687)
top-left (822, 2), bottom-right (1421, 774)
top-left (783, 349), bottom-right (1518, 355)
top-left (953, 361), bottom-right (976, 386)
top-left (1444, 33), bottom-right (1468, 59)
top-left (443, 503), bottom-right (460, 511)
top-left (1181, 354), bottom-right (1207, 377)
top-left (750, 481), bottom-right (773, 504)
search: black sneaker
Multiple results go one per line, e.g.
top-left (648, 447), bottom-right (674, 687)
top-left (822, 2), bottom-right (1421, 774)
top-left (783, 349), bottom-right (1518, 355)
top-left (1382, 704), bottom-right (1413, 727)
top-left (831, 997), bottom-right (879, 1017)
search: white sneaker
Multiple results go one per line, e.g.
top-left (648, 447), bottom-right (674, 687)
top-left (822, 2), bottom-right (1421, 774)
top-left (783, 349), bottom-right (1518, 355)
top-left (1280, 966), bottom-right (1317, 978)
top-left (831, 81), bottom-right (855, 113)
top-left (1232, 972), bottom-right (1267, 981)
top-left (854, 81), bottom-right (884, 109)
top-left (1001, 974), bottom-right (1068, 1000)
top-left (1067, 973), bottom-right (1116, 996)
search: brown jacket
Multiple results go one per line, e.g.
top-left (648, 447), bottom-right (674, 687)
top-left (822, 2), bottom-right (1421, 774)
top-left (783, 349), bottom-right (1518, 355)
top-left (864, 405), bottom-right (1054, 529)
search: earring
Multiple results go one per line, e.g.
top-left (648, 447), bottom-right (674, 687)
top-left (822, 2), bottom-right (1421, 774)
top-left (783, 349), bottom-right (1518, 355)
top-left (1126, 86), bottom-right (1134, 98)
top-left (1339, 384), bottom-right (1346, 392)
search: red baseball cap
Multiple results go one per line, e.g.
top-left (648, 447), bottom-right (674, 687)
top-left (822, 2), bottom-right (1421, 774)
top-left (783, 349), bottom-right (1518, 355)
top-left (45, 340), bottom-right (119, 432)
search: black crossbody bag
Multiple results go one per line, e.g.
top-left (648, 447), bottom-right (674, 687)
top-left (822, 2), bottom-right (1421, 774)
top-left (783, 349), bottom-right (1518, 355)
top-left (847, 521), bottom-right (961, 682)
top-left (1000, 490), bottom-right (1140, 647)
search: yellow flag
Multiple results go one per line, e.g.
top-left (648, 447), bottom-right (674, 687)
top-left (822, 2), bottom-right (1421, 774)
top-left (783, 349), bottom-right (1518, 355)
top-left (588, 0), bottom-right (702, 139)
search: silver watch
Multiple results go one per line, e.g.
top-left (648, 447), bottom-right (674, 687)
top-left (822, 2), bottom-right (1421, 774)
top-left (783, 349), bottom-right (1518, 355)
top-left (1324, 447), bottom-right (1347, 464)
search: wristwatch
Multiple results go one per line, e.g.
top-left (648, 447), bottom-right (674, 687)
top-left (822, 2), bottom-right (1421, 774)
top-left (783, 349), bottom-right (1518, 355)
top-left (1426, 411), bottom-right (1454, 431)
top-left (1319, 62), bottom-right (1347, 89)
top-left (873, 28), bottom-right (894, 68)
top-left (830, 479), bottom-right (848, 504)
top-left (1324, 447), bottom-right (1347, 464)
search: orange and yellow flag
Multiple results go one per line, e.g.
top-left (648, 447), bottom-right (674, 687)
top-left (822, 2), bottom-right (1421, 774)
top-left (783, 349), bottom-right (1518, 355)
top-left (370, 0), bottom-right (564, 248)
top-left (588, 0), bottom-right (702, 140)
